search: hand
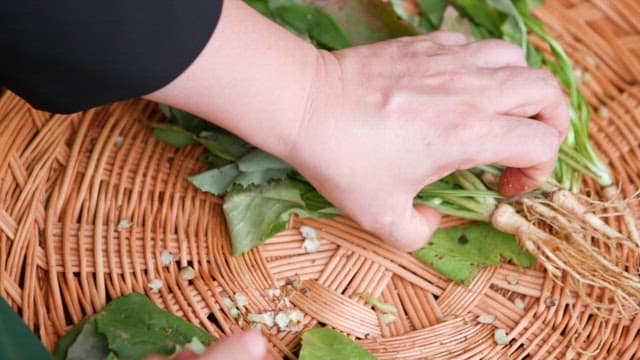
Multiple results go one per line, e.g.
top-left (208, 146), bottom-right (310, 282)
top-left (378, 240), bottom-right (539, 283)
top-left (285, 32), bottom-right (569, 251)
top-left (145, 331), bottom-right (271, 360)
top-left (146, 2), bottom-right (569, 252)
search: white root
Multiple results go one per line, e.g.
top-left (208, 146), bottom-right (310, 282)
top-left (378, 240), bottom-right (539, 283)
top-left (491, 195), bottom-right (640, 317)
top-left (602, 185), bottom-right (640, 249)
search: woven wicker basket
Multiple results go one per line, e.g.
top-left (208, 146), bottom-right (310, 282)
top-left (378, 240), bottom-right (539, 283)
top-left (1, 0), bottom-right (640, 358)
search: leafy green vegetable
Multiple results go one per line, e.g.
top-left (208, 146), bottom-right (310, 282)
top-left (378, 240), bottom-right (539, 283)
top-left (56, 293), bottom-right (214, 360)
top-left (188, 149), bottom-right (293, 195)
top-left (416, 0), bottom-right (449, 29)
top-left (224, 179), bottom-right (323, 255)
top-left (150, 123), bottom-right (194, 148)
top-left (307, 0), bottom-right (419, 46)
top-left (95, 293), bottom-right (214, 360)
top-left (413, 223), bottom-right (535, 285)
top-left (299, 328), bottom-right (376, 360)
top-left (65, 317), bottom-right (109, 360)
top-left (273, 2), bottom-right (351, 49)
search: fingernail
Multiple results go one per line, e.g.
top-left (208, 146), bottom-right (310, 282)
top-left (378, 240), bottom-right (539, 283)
top-left (243, 330), bottom-right (268, 358)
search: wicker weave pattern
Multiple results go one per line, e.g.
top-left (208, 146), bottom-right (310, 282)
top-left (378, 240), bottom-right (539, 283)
top-left (1, 1), bottom-right (639, 359)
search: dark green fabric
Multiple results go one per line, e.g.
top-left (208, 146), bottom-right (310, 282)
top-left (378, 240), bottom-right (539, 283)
top-left (0, 296), bottom-right (53, 360)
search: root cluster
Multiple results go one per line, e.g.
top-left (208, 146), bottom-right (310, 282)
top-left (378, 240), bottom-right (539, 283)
top-left (491, 189), bottom-right (640, 318)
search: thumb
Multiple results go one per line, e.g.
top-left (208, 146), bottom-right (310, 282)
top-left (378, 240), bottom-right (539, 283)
top-left (387, 204), bottom-right (441, 252)
top-left (200, 330), bottom-right (270, 360)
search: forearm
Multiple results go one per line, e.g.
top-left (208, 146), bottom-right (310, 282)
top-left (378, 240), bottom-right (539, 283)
top-left (144, 0), bottom-right (320, 159)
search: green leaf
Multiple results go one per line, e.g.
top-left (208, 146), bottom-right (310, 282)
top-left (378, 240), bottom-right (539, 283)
top-left (234, 168), bottom-right (292, 188)
top-left (189, 164), bottom-right (241, 196)
top-left (416, 0), bottom-right (449, 29)
top-left (223, 180), bottom-right (309, 255)
top-left (95, 293), bottom-right (214, 360)
top-left (412, 223), bottom-right (535, 285)
top-left (306, 0), bottom-right (419, 45)
top-left (272, 3), bottom-right (352, 50)
top-left (236, 150), bottom-right (291, 172)
top-left (450, 0), bottom-right (503, 36)
top-left (150, 123), bottom-right (194, 148)
top-left (168, 107), bottom-right (216, 134)
top-left (55, 318), bottom-right (89, 360)
top-left (245, 0), bottom-right (278, 20)
top-left (299, 328), bottom-right (376, 360)
top-left (65, 317), bottom-right (110, 360)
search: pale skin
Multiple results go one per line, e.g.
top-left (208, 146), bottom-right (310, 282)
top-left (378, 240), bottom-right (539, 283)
top-left (145, 1), bottom-right (569, 358)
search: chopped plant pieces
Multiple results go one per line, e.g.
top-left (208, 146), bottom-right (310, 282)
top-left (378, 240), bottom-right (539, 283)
top-left (234, 293), bottom-right (249, 308)
top-left (300, 225), bottom-right (321, 253)
top-left (361, 293), bottom-right (398, 315)
top-left (114, 136), bottom-right (124, 148)
top-left (117, 219), bottom-right (133, 230)
top-left (477, 314), bottom-right (496, 324)
top-left (229, 307), bottom-right (241, 319)
top-left (274, 309), bottom-right (305, 331)
top-left (288, 309), bottom-right (305, 323)
top-left (275, 312), bottom-right (290, 331)
top-left (545, 298), bottom-right (558, 307)
top-left (382, 313), bottom-right (397, 325)
top-left (506, 274), bottom-right (519, 285)
top-left (179, 266), bottom-right (196, 281)
top-left (494, 329), bottom-right (509, 345)
top-left (514, 298), bottom-right (526, 309)
top-left (160, 250), bottom-right (174, 267)
top-left (265, 288), bottom-right (282, 299)
top-left (300, 225), bottom-right (318, 239)
top-left (148, 278), bottom-right (163, 293)
top-left (302, 237), bottom-right (321, 253)
top-left (221, 297), bottom-right (235, 309)
top-left (247, 312), bottom-right (275, 327)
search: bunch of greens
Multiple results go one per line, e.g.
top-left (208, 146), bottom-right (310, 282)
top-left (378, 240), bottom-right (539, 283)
top-left (54, 293), bottom-right (214, 360)
top-left (152, 0), bottom-right (611, 286)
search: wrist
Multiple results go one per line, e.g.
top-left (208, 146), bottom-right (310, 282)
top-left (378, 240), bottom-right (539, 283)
top-left (145, 0), bottom-right (320, 161)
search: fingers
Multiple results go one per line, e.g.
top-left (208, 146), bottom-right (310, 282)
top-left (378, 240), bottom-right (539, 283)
top-left (384, 203), bottom-right (441, 252)
top-left (459, 115), bottom-right (561, 194)
top-left (421, 30), bottom-right (469, 46)
top-left (463, 39), bottom-right (528, 68)
top-left (200, 330), bottom-right (270, 360)
top-left (489, 67), bottom-right (570, 138)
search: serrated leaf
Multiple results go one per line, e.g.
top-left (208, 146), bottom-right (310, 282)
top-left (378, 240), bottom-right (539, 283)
top-left (299, 328), bottom-right (376, 360)
top-left (236, 149), bottom-right (291, 172)
top-left (95, 293), bottom-right (214, 360)
top-left (223, 180), bottom-right (309, 255)
top-left (189, 164), bottom-right (240, 195)
top-left (151, 123), bottom-right (194, 148)
top-left (234, 168), bottom-right (292, 188)
top-left (412, 223), bottom-right (535, 285)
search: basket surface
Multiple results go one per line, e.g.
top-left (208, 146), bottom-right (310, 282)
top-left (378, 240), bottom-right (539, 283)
top-left (1, 0), bottom-right (640, 359)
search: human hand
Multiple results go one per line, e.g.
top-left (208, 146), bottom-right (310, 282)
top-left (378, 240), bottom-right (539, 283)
top-left (146, 2), bottom-right (569, 253)
top-left (284, 31), bottom-right (569, 251)
top-left (144, 330), bottom-right (271, 360)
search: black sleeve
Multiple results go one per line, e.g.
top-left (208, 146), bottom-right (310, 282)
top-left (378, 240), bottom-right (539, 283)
top-left (0, 1), bottom-right (223, 114)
